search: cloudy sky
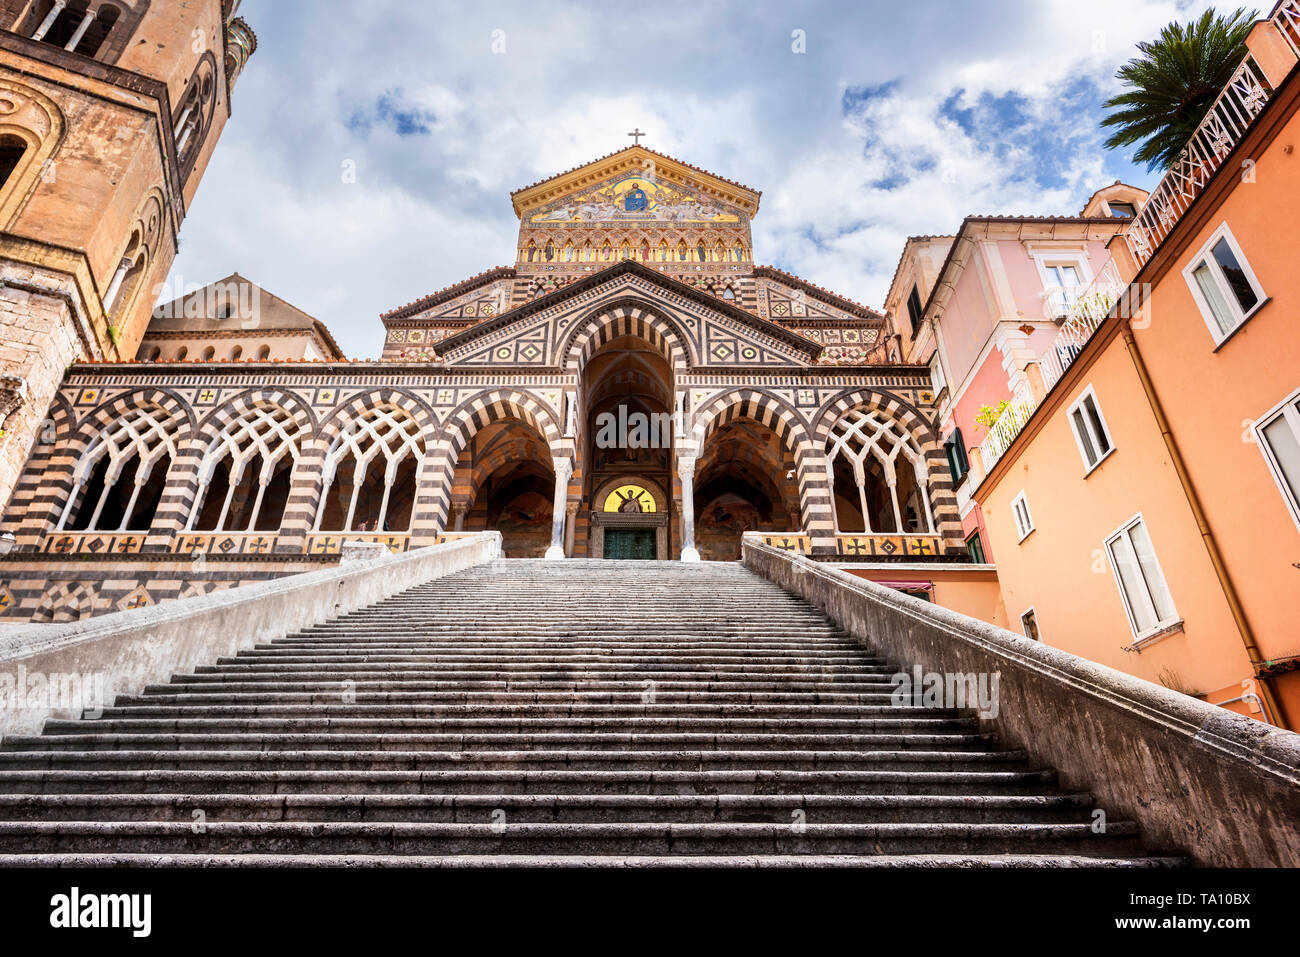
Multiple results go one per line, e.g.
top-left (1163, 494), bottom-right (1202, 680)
top-left (171, 0), bottom-right (1233, 357)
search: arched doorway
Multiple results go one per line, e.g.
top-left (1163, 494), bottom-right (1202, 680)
top-left (589, 477), bottom-right (670, 559)
top-left (455, 418), bottom-right (556, 557)
top-left (579, 333), bottom-right (675, 558)
top-left (694, 417), bottom-right (801, 561)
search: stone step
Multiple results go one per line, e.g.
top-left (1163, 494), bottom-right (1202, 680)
top-left (0, 820), bottom-right (1150, 858)
top-left (43, 716), bottom-right (976, 735)
top-left (0, 557), bottom-right (1179, 865)
top-left (0, 792), bottom-right (1098, 825)
top-left (0, 767), bottom-right (1063, 797)
top-left (148, 677), bottom-right (904, 693)
top-left (0, 748), bottom-right (1032, 773)
top-left (223, 651), bottom-right (887, 665)
top-left (92, 702), bottom-right (971, 720)
top-left (6, 731), bottom-right (997, 753)
top-left (210, 659), bottom-right (893, 674)
top-left (113, 691), bottom-right (919, 707)
top-left (0, 852), bottom-right (1187, 868)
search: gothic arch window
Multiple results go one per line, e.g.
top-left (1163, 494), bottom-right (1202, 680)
top-left (601, 241), bottom-right (612, 261)
top-left (658, 240), bottom-right (669, 262)
top-left (677, 240), bottom-right (688, 262)
top-left (582, 240), bottom-right (593, 262)
top-left (315, 406), bottom-right (425, 532)
top-left (173, 52), bottom-right (218, 184)
top-left (696, 241), bottom-right (706, 262)
top-left (734, 243), bottom-right (745, 262)
top-left (58, 404), bottom-right (183, 532)
top-left (826, 408), bottom-right (936, 535)
top-left (104, 228), bottom-right (145, 321)
top-left (189, 405), bottom-right (308, 532)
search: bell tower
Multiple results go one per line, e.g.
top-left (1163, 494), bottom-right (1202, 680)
top-left (0, 0), bottom-right (256, 509)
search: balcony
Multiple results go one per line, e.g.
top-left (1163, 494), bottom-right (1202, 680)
top-left (1125, 1), bottom-right (1300, 268)
top-left (976, 258), bottom-right (1125, 474)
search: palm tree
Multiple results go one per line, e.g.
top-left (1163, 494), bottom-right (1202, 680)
top-left (1101, 8), bottom-right (1256, 171)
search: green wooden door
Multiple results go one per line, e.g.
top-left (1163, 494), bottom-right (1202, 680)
top-left (604, 529), bottom-right (656, 560)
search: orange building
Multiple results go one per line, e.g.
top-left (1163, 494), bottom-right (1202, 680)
top-left (964, 7), bottom-right (1300, 728)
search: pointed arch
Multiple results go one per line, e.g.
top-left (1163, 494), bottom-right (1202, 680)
top-left (688, 388), bottom-right (822, 533)
top-left (558, 299), bottom-right (693, 376)
top-left (424, 388), bottom-right (564, 531)
top-left (187, 401), bottom-right (312, 532)
top-left (814, 389), bottom-right (961, 547)
top-left (55, 395), bottom-right (190, 532)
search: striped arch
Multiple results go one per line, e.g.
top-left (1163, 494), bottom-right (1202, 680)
top-left (9, 390), bottom-right (75, 534)
top-left (315, 389), bottom-right (438, 447)
top-left (813, 389), bottom-right (962, 552)
top-left (164, 389), bottom-right (317, 534)
top-left (559, 299), bottom-right (692, 376)
top-left (425, 389), bottom-right (565, 532)
top-left (688, 388), bottom-right (823, 533)
top-left (39, 389), bottom-right (194, 535)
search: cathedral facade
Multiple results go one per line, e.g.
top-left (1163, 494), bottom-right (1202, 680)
top-left (0, 138), bottom-right (964, 621)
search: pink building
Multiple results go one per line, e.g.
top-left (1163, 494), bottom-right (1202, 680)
top-left (883, 185), bottom-right (1148, 565)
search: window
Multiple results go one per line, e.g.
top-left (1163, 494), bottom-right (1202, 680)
top-left (1254, 388), bottom-right (1300, 532)
top-left (1182, 224), bottom-right (1265, 344)
top-left (1020, 608), bottom-right (1041, 641)
top-left (965, 530), bottom-right (985, 564)
top-left (1011, 490), bottom-right (1033, 542)
top-left (1107, 202), bottom-right (1136, 219)
top-left (1105, 515), bottom-right (1179, 640)
top-left (944, 429), bottom-right (969, 485)
top-left (1042, 263), bottom-right (1083, 316)
top-left (905, 285), bottom-right (924, 335)
top-left (1068, 386), bottom-right (1115, 472)
top-left (928, 353), bottom-right (947, 397)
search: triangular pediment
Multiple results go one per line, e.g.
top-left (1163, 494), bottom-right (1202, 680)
top-left (511, 146), bottom-right (761, 221)
top-left (437, 262), bottom-right (820, 369)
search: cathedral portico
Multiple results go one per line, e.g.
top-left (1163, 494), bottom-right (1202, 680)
top-left (0, 145), bottom-right (964, 620)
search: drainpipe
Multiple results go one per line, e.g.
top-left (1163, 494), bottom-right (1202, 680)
top-left (1120, 324), bottom-right (1283, 725)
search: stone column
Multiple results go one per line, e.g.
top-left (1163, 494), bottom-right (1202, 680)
top-left (64, 8), bottom-right (96, 50)
top-left (545, 456), bottom-right (572, 560)
top-left (31, 0), bottom-right (66, 42)
top-left (564, 501), bottom-right (579, 557)
top-left (678, 456), bottom-right (700, 563)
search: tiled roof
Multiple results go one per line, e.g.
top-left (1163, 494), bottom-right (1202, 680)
top-left (380, 267), bottom-right (516, 321)
top-left (753, 265), bottom-right (886, 321)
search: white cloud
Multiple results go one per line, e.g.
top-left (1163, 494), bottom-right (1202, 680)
top-left (173, 0), bottom-right (1225, 354)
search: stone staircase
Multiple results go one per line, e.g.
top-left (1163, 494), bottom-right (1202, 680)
top-left (0, 560), bottom-right (1184, 866)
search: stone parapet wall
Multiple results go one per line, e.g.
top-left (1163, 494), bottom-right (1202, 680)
top-left (742, 535), bottom-right (1300, 867)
